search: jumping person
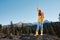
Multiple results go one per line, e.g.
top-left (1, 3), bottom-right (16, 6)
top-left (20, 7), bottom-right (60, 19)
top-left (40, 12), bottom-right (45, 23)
top-left (35, 8), bottom-right (44, 36)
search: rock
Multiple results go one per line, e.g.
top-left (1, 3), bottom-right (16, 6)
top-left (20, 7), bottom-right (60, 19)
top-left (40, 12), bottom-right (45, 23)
top-left (20, 34), bottom-right (60, 40)
top-left (36, 34), bottom-right (60, 40)
top-left (0, 34), bottom-right (60, 40)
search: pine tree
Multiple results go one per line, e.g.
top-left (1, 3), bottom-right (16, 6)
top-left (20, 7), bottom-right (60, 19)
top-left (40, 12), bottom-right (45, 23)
top-left (10, 21), bottom-right (15, 35)
top-left (0, 24), bottom-right (2, 33)
top-left (5, 27), bottom-right (10, 35)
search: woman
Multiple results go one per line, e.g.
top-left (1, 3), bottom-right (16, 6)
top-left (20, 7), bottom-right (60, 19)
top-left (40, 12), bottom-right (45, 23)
top-left (35, 8), bottom-right (44, 36)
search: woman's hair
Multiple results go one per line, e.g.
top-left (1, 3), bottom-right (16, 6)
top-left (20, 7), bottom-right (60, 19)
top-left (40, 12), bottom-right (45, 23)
top-left (38, 10), bottom-right (41, 16)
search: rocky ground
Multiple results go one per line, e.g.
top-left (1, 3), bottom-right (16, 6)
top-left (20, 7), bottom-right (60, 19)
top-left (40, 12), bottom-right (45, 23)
top-left (0, 34), bottom-right (60, 40)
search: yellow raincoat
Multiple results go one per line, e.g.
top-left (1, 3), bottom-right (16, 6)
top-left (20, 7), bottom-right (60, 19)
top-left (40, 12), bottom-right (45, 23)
top-left (38, 9), bottom-right (44, 23)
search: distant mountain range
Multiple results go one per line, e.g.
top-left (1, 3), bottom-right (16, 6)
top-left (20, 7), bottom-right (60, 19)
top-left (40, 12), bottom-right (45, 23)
top-left (2, 20), bottom-right (50, 28)
top-left (44, 20), bottom-right (50, 23)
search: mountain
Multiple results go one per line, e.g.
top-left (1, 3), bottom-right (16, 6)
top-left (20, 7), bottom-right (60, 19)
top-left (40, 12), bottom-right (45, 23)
top-left (44, 20), bottom-right (50, 23)
top-left (2, 20), bottom-right (50, 28)
top-left (2, 22), bottom-right (33, 28)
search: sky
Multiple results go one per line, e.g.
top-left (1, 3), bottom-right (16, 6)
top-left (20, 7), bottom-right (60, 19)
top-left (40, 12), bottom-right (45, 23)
top-left (0, 0), bottom-right (60, 25)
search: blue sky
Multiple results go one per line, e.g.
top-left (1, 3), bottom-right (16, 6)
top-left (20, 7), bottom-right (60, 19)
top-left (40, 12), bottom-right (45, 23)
top-left (0, 0), bottom-right (60, 25)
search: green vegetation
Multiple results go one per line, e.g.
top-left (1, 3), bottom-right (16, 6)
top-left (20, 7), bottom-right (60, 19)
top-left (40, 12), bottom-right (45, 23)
top-left (0, 24), bottom-right (2, 33)
top-left (4, 27), bottom-right (10, 35)
top-left (0, 22), bottom-right (60, 38)
top-left (44, 22), bottom-right (60, 37)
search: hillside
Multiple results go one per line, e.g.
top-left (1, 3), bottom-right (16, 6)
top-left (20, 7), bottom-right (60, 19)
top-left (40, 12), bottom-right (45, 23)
top-left (0, 22), bottom-right (60, 38)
